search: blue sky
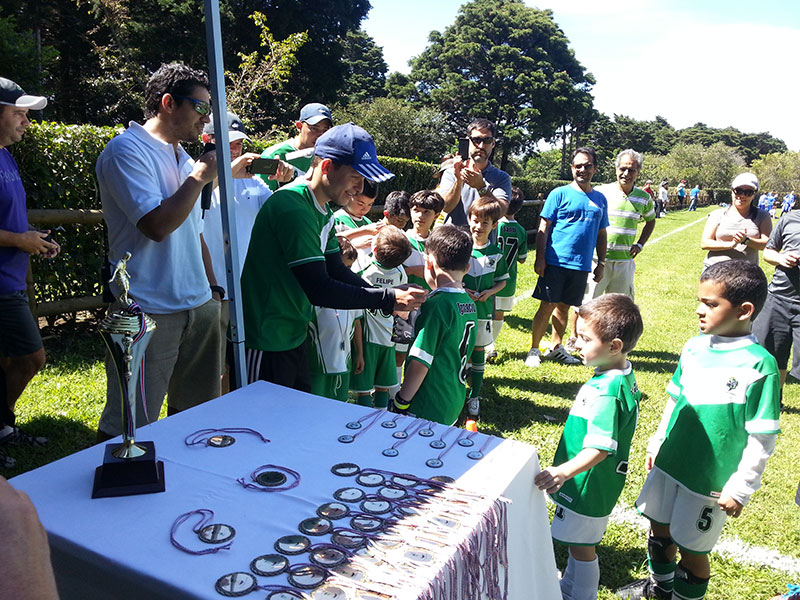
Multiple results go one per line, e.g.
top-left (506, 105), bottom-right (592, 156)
top-left (363, 0), bottom-right (800, 150)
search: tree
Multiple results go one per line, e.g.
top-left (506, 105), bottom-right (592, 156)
top-left (401, 0), bottom-right (594, 170)
top-left (332, 98), bottom-right (456, 163)
top-left (751, 152), bottom-right (800, 193)
top-left (655, 143), bottom-right (745, 189)
top-left (0, 12), bottom-right (58, 94)
top-left (340, 29), bottom-right (388, 104)
top-left (524, 148), bottom-right (562, 180)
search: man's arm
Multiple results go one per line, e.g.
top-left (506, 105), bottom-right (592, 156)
top-left (534, 217), bottom-right (552, 277)
top-left (199, 233), bottom-right (222, 300)
top-left (593, 228), bottom-right (607, 282)
top-left (631, 219), bottom-right (656, 257)
top-left (438, 165), bottom-right (465, 214)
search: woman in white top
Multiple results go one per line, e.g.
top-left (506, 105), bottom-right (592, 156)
top-left (700, 172), bottom-right (772, 271)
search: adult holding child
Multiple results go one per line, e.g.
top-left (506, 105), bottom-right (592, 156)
top-left (700, 172), bottom-right (771, 272)
top-left (241, 123), bottom-right (426, 391)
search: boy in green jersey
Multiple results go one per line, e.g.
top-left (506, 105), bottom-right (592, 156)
top-left (307, 238), bottom-right (364, 402)
top-left (535, 293), bottom-right (643, 600)
top-left (334, 179), bottom-right (379, 272)
top-left (488, 186), bottom-right (528, 360)
top-left (618, 260), bottom-right (780, 600)
top-left (463, 195), bottom-right (508, 417)
top-left (392, 225), bottom-right (477, 425)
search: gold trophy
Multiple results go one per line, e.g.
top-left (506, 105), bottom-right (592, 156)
top-left (92, 253), bottom-right (165, 498)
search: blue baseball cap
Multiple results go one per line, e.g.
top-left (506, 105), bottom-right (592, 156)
top-left (299, 102), bottom-right (332, 125)
top-left (314, 123), bottom-right (394, 183)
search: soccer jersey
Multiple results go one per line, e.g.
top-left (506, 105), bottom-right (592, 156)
top-left (242, 180), bottom-right (339, 352)
top-left (654, 334), bottom-right (781, 498)
top-left (403, 231), bottom-right (431, 291)
top-left (550, 362), bottom-right (640, 518)
top-left (258, 139), bottom-right (311, 191)
top-left (407, 287), bottom-right (478, 425)
top-left (307, 307), bottom-right (361, 375)
top-left (334, 208), bottom-right (372, 233)
top-left (359, 260), bottom-right (407, 347)
top-left (496, 217), bottom-right (528, 298)
top-left (766, 212), bottom-right (800, 303)
top-left (593, 184), bottom-right (655, 261)
top-left (463, 243), bottom-right (509, 320)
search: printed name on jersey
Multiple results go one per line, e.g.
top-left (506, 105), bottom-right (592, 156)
top-left (457, 302), bottom-right (477, 316)
top-left (374, 277), bottom-right (395, 285)
top-left (558, 491), bottom-right (574, 504)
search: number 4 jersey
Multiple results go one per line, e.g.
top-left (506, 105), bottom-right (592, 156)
top-left (407, 287), bottom-right (477, 425)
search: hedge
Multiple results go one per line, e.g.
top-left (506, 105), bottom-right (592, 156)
top-left (9, 121), bottom-right (726, 312)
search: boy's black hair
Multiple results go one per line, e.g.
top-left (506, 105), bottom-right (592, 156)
top-left (337, 236), bottom-right (357, 264)
top-left (383, 190), bottom-right (411, 218)
top-left (409, 189), bottom-right (445, 213)
top-left (507, 186), bottom-right (524, 217)
top-left (362, 179), bottom-right (379, 200)
top-left (373, 225), bottom-right (412, 269)
top-left (572, 146), bottom-right (598, 167)
top-left (700, 259), bottom-right (768, 317)
top-left (577, 294), bottom-right (643, 353)
top-left (144, 63), bottom-right (209, 119)
top-left (468, 194), bottom-right (503, 224)
top-left (426, 225), bottom-right (472, 273)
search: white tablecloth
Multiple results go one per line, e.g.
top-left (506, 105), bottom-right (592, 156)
top-left (11, 381), bottom-right (560, 599)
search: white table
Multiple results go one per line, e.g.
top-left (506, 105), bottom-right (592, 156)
top-left (11, 381), bottom-right (560, 599)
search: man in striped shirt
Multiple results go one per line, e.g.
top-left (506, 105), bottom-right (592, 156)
top-left (587, 149), bottom-right (655, 300)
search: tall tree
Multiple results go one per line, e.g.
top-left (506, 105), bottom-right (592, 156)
top-left (402, 0), bottom-right (594, 170)
top-left (340, 29), bottom-right (388, 103)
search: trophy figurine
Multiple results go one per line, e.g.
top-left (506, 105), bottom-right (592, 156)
top-left (92, 253), bottom-right (165, 498)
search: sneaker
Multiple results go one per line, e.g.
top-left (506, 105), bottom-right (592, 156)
top-left (0, 426), bottom-right (48, 447)
top-left (466, 396), bottom-right (480, 417)
top-left (564, 337), bottom-right (579, 354)
top-left (486, 349), bottom-right (498, 362)
top-left (545, 344), bottom-right (582, 365)
top-left (616, 577), bottom-right (671, 600)
top-left (524, 348), bottom-right (542, 367)
top-left (0, 449), bottom-right (16, 469)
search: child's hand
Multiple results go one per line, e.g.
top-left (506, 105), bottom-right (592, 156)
top-left (475, 290), bottom-right (493, 303)
top-left (353, 353), bottom-right (365, 375)
top-left (465, 289), bottom-right (478, 301)
top-left (534, 467), bottom-right (566, 494)
top-left (717, 495), bottom-right (743, 517)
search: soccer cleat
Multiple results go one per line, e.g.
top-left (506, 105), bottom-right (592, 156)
top-left (0, 426), bottom-right (48, 447)
top-left (0, 449), bottom-right (16, 469)
top-left (486, 349), bottom-right (498, 362)
top-left (545, 344), bottom-right (582, 365)
top-left (466, 396), bottom-right (480, 417)
top-left (524, 348), bottom-right (543, 367)
top-left (616, 577), bottom-right (672, 600)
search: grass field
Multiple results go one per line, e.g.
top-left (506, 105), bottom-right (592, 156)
top-left (7, 204), bottom-right (800, 599)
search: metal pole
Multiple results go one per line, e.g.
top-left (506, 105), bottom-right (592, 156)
top-left (204, 0), bottom-right (247, 389)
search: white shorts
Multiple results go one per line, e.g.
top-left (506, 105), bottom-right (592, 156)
top-left (583, 259), bottom-right (635, 302)
top-left (550, 503), bottom-right (610, 546)
top-left (495, 295), bottom-right (514, 312)
top-left (635, 468), bottom-right (727, 554)
top-left (475, 319), bottom-right (493, 348)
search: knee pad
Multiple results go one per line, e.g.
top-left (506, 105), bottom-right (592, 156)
top-left (647, 534), bottom-right (673, 564)
top-left (676, 562), bottom-right (710, 586)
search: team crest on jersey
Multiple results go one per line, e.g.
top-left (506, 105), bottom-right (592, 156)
top-left (726, 377), bottom-right (738, 391)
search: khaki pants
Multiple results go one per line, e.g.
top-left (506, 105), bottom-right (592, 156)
top-left (99, 299), bottom-right (222, 436)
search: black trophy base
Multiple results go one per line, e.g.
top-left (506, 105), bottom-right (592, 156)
top-left (92, 441), bottom-right (166, 499)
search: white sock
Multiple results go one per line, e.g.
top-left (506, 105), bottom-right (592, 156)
top-left (485, 341), bottom-right (495, 353)
top-left (492, 319), bottom-right (503, 342)
top-left (570, 556), bottom-right (599, 600)
top-left (560, 555), bottom-right (576, 600)
top-left (0, 425), bottom-right (13, 440)
top-left (388, 383), bottom-right (401, 400)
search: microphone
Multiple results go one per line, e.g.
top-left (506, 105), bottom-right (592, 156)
top-left (200, 142), bottom-right (215, 212)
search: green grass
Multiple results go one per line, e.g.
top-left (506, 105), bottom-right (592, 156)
top-left (8, 205), bottom-right (800, 598)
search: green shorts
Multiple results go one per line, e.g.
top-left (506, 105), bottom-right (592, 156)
top-left (310, 371), bottom-right (350, 402)
top-left (351, 342), bottom-right (397, 392)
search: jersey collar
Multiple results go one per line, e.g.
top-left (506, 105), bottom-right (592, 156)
top-left (707, 333), bottom-right (757, 350)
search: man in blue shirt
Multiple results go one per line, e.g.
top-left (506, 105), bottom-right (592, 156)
top-left (525, 147), bottom-right (609, 367)
top-left (689, 183), bottom-right (700, 211)
top-left (0, 78), bottom-right (59, 468)
top-left (438, 118), bottom-right (512, 226)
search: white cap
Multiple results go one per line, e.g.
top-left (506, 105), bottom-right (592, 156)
top-left (731, 172), bottom-right (759, 191)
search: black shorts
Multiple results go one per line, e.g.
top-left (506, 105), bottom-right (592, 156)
top-left (0, 290), bottom-right (43, 357)
top-left (245, 341), bottom-right (311, 393)
top-left (532, 265), bottom-right (589, 307)
top-left (753, 293), bottom-right (800, 376)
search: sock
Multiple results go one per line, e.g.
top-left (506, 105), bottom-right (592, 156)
top-left (673, 563), bottom-right (709, 600)
top-left (373, 390), bottom-right (389, 409)
top-left (492, 319), bottom-right (503, 342)
top-left (469, 349), bottom-right (485, 398)
top-left (0, 425), bottom-right (13, 440)
top-left (647, 536), bottom-right (676, 593)
top-left (485, 341), bottom-right (495, 354)
top-left (569, 556), bottom-right (599, 600)
top-left (560, 555), bottom-right (576, 600)
top-left (388, 383), bottom-right (401, 401)
top-left (357, 394), bottom-right (373, 407)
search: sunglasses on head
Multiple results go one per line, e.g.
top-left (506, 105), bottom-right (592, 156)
top-left (732, 187), bottom-right (756, 197)
top-left (172, 94), bottom-right (212, 116)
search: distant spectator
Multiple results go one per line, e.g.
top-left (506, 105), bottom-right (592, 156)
top-left (258, 102), bottom-right (332, 191)
top-left (438, 118), bottom-right (511, 225)
top-left (657, 179), bottom-right (669, 217)
top-left (689, 183), bottom-right (701, 211)
top-left (0, 78), bottom-right (58, 468)
top-left (782, 191), bottom-right (796, 217)
top-left (701, 172), bottom-right (771, 272)
top-left (676, 180), bottom-right (687, 208)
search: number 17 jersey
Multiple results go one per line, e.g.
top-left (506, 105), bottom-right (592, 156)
top-left (407, 287), bottom-right (477, 425)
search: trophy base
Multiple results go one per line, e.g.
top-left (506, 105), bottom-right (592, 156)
top-left (92, 441), bottom-right (166, 499)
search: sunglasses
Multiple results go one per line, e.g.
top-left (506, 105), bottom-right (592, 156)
top-left (572, 163), bottom-right (594, 171)
top-left (732, 187), bottom-right (756, 197)
top-left (469, 136), bottom-right (494, 146)
top-left (172, 94), bottom-right (212, 116)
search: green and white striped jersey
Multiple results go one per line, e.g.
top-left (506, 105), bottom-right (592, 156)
top-left (594, 183), bottom-right (655, 261)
